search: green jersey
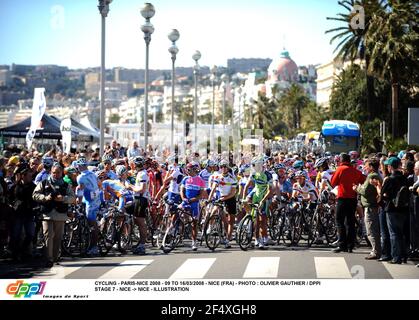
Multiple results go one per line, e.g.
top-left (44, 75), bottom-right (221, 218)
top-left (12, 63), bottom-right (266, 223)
top-left (250, 171), bottom-right (273, 201)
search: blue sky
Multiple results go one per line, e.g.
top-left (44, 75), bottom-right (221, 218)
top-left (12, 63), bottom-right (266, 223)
top-left (0, 0), bottom-right (344, 69)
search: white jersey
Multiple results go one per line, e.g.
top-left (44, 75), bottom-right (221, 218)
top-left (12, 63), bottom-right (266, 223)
top-left (214, 173), bottom-right (238, 197)
top-left (168, 166), bottom-right (182, 194)
top-left (208, 171), bottom-right (220, 189)
top-left (135, 169), bottom-right (150, 198)
top-left (293, 181), bottom-right (318, 201)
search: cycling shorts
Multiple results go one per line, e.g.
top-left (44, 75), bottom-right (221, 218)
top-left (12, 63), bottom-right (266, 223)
top-left (168, 192), bottom-right (181, 204)
top-left (182, 201), bottom-right (200, 220)
top-left (134, 196), bottom-right (148, 218)
top-left (222, 197), bottom-right (237, 215)
top-left (86, 199), bottom-right (101, 222)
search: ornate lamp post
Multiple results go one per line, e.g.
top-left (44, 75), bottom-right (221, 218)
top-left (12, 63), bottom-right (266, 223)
top-left (98, 0), bottom-right (112, 156)
top-left (168, 29), bottom-right (180, 153)
top-left (140, 3), bottom-right (155, 150)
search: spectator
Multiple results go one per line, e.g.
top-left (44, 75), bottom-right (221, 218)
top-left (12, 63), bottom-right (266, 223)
top-left (331, 153), bottom-right (366, 253)
top-left (32, 164), bottom-right (75, 268)
top-left (409, 161), bottom-right (419, 263)
top-left (10, 164), bottom-right (36, 262)
top-left (380, 157), bottom-right (409, 264)
top-left (355, 159), bottom-right (382, 260)
top-left (127, 141), bottom-right (141, 159)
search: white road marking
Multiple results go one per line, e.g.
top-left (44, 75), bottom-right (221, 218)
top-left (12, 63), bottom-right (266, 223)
top-left (315, 257), bottom-right (352, 279)
top-left (169, 258), bottom-right (216, 279)
top-left (99, 260), bottom-right (154, 279)
top-left (243, 257), bottom-right (280, 278)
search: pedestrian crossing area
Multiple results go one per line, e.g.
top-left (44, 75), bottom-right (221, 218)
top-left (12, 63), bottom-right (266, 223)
top-left (30, 254), bottom-right (419, 280)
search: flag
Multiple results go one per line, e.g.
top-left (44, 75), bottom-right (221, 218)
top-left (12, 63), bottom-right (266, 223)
top-left (60, 118), bottom-right (72, 154)
top-left (26, 88), bottom-right (46, 149)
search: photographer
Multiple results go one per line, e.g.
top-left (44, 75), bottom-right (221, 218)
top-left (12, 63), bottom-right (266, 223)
top-left (33, 163), bottom-right (75, 268)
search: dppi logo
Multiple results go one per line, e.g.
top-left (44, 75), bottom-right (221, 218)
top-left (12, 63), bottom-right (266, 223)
top-left (6, 280), bottom-right (46, 298)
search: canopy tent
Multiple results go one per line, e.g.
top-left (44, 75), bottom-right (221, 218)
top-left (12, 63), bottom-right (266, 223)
top-left (49, 115), bottom-right (97, 142)
top-left (0, 114), bottom-right (96, 142)
top-left (80, 116), bottom-right (113, 140)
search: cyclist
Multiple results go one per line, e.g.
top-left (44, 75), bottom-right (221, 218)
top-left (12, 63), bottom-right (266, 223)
top-left (243, 156), bottom-right (273, 249)
top-left (314, 157), bottom-right (334, 192)
top-left (126, 158), bottom-right (149, 255)
top-left (155, 155), bottom-right (183, 205)
top-left (102, 155), bottom-right (118, 180)
top-left (75, 158), bottom-right (101, 256)
top-left (34, 156), bottom-right (54, 184)
top-left (199, 159), bottom-right (217, 195)
top-left (272, 163), bottom-right (292, 199)
top-left (180, 162), bottom-right (207, 251)
top-left (207, 160), bottom-right (238, 249)
top-left (292, 170), bottom-right (318, 202)
top-left (63, 166), bottom-right (78, 192)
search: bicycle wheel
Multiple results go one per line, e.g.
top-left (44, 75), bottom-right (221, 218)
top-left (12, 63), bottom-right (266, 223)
top-left (99, 220), bottom-right (117, 256)
top-left (204, 214), bottom-right (223, 251)
top-left (268, 208), bottom-right (281, 241)
top-left (161, 219), bottom-right (183, 254)
top-left (61, 219), bottom-right (77, 257)
top-left (77, 217), bottom-right (91, 256)
top-left (290, 211), bottom-right (303, 245)
top-left (238, 215), bottom-right (253, 251)
top-left (155, 214), bottom-right (170, 248)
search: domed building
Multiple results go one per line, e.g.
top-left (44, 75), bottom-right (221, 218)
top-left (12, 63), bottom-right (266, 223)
top-left (267, 49), bottom-right (299, 83)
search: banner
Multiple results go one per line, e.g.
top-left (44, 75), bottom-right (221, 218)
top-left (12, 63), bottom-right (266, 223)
top-left (60, 118), bottom-right (72, 154)
top-left (26, 88), bottom-right (46, 149)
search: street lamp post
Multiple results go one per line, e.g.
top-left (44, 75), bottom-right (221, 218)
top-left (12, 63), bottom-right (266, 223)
top-left (237, 86), bottom-right (243, 130)
top-left (140, 3), bottom-right (155, 151)
top-left (192, 50), bottom-right (201, 148)
top-left (168, 29), bottom-right (180, 153)
top-left (221, 74), bottom-right (228, 130)
top-left (210, 66), bottom-right (218, 130)
top-left (98, 0), bottom-right (112, 156)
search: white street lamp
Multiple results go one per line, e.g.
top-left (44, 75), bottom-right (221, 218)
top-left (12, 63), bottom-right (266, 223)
top-left (192, 50), bottom-right (201, 149)
top-left (140, 3), bottom-right (155, 151)
top-left (98, 0), bottom-right (112, 156)
top-left (168, 29), bottom-right (180, 153)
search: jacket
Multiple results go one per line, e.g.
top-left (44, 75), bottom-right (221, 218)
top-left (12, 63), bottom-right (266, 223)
top-left (331, 162), bottom-right (366, 199)
top-left (381, 170), bottom-right (408, 213)
top-left (356, 172), bottom-right (382, 208)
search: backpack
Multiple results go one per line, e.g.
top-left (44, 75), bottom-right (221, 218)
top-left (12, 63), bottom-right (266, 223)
top-left (392, 185), bottom-right (410, 210)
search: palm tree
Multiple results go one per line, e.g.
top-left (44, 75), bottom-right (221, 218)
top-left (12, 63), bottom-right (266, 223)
top-left (279, 84), bottom-right (310, 134)
top-left (367, 0), bottom-right (418, 137)
top-left (326, 0), bottom-right (386, 119)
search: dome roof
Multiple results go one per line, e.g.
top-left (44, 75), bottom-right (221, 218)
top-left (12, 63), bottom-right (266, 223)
top-left (268, 49), bottom-right (298, 83)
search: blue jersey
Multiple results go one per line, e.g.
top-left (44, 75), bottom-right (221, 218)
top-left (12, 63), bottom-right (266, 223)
top-left (102, 179), bottom-right (133, 210)
top-left (199, 169), bottom-right (212, 189)
top-left (35, 169), bottom-right (50, 184)
top-left (280, 179), bottom-right (293, 194)
top-left (77, 170), bottom-right (100, 203)
top-left (181, 176), bottom-right (205, 199)
top-left (106, 170), bottom-right (118, 180)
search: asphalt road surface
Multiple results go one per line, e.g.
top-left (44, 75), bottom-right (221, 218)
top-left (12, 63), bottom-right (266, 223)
top-left (1, 244), bottom-right (418, 280)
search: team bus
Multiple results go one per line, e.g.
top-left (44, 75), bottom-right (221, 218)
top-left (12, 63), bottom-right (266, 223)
top-left (321, 120), bottom-right (361, 155)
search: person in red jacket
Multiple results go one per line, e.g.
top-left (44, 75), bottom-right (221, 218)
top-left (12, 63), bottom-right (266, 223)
top-left (331, 153), bottom-right (366, 253)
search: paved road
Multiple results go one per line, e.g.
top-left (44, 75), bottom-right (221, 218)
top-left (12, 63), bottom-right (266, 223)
top-left (1, 244), bottom-right (418, 280)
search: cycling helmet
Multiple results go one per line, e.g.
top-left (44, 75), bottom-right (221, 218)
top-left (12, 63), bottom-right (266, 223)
top-left (76, 157), bottom-right (88, 167)
top-left (65, 166), bottom-right (77, 175)
top-left (273, 163), bottom-right (286, 172)
top-left (115, 165), bottom-right (128, 177)
top-left (133, 156), bottom-right (145, 167)
top-left (98, 163), bottom-right (105, 170)
top-left (102, 154), bottom-right (113, 164)
top-left (206, 159), bottom-right (216, 168)
top-left (186, 162), bottom-right (200, 173)
top-left (295, 170), bottom-right (308, 179)
top-left (251, 156), bottom-right (264, 165)
top-left (293, 160), bottom-right (304, 170)
top-left (314, 157), bottom-right (328, 169)
top-left (239, 164), bottom-right (251, 174)
top-left (95, 170), bottom-right (107, 179)
top-left (42, 156), bottom-right (54, 168)
top-left (219, 160), bottom-right (229, 168)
